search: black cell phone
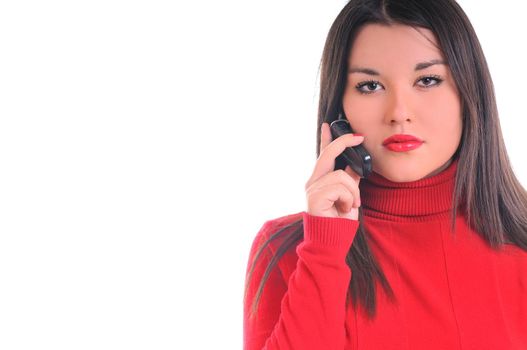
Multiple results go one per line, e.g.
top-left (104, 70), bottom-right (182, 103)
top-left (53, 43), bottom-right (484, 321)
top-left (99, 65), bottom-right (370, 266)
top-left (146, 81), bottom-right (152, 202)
top-left (329, 114), bottom-right (372, 178)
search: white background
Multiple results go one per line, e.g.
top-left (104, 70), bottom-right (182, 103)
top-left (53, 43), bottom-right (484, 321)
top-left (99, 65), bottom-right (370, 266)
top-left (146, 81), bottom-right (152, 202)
top-left (0, 1), bottom-right (525, 349)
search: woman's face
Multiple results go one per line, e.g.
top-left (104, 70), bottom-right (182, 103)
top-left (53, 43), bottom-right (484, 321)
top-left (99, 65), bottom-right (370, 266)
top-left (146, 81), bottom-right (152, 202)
top-left (342, 24), bottom-right (462, 182)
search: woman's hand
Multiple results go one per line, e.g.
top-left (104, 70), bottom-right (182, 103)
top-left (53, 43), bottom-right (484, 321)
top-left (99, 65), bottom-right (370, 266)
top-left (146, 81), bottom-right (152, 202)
top-left (305, 122), bottom-right (364, 221)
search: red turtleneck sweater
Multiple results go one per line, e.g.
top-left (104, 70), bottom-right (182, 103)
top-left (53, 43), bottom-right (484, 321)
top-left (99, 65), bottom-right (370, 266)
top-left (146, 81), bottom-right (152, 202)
top-left (243, 160), bottom-right (527, 349)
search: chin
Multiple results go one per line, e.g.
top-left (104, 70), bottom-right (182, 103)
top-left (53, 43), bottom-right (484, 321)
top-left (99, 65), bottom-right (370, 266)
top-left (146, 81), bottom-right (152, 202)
top-left (373, 157), bottom-right (453, 183)
top-left (379, 171), bottom-right (423, 183)
top-left (373, 161), bottom-right (430, 183)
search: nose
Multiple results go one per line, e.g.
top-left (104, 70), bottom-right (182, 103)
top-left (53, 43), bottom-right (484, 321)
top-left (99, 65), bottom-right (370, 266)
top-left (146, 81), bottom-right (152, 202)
top-left (384, 86), bottom-right (413, 125)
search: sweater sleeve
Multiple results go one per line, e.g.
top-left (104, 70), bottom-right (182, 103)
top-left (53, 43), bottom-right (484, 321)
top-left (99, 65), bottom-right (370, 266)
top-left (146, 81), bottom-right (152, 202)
top-left (243, 212), bottom-right (359, 350)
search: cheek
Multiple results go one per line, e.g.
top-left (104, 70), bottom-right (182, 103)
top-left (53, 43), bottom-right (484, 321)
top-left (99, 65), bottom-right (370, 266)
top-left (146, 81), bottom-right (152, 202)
top-left (425, 100), bottom-right (463, 152)
top-left (343, 98), bottom-right (380, 131)
top-left (426, 91), bottom-right (462, 133)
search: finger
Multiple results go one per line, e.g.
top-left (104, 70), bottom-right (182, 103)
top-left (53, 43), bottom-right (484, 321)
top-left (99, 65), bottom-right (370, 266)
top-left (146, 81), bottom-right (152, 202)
top-left (306, 122), bottom-right (333, 190)
top-left (344, 165), bottom-right (362, 207)
top-left (344, 165), bottom-right (361, 183)
top-left (309, 133), bottom-right (365, 185)
top-left (306, 169), bottom-right (361, 208)
top-left (309, 182), bottom-right (355, 212)
top-left (320, 122), bottom-right (332, 151)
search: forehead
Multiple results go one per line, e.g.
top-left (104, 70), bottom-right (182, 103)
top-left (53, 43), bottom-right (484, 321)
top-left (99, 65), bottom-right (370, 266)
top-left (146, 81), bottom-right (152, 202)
top-left (348, 24), bottom-right (444, 67)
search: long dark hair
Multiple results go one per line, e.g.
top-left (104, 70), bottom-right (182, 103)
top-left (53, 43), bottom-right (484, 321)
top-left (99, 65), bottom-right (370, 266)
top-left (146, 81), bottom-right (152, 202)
top-left (245, 0), bottom-right (527, 320)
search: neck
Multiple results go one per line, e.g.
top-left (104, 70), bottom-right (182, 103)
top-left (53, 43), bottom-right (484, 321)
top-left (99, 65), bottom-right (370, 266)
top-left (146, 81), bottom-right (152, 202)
top-left (359, 158), bottom-right (459, 222)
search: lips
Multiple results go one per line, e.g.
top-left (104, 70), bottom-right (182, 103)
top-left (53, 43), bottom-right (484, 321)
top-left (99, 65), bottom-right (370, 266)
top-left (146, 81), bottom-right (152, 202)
top-left (382, 134), bottom-right (423, 152)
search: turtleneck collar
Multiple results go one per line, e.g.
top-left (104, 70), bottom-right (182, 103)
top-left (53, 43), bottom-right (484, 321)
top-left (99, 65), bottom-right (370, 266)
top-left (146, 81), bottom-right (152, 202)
top-left (359, 158), bottom-right (459, 222)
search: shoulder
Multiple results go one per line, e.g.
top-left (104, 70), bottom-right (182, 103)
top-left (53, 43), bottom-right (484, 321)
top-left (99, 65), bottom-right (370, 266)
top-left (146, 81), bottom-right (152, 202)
top-left (249, 211), bottom-right (304, 281)
top-left (255, 211), bottom-right (304, 244)
top-left (249, 211), bottom-right (305, 260)
top-left (261, 211), bottom-right (304, 233)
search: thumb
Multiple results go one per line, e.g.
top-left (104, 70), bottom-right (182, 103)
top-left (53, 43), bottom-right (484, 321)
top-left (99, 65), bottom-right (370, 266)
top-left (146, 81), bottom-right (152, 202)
top-left (344, 165), bottom-right (362, 183)
top-left (341, 207), bottom-right (359, 221)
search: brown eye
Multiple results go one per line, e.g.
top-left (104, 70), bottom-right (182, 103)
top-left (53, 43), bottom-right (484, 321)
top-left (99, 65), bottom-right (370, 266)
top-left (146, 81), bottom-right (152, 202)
top-left (355, 80), bottom-right (382, 94)
top-left (417, 75), bottom-right (443, 87)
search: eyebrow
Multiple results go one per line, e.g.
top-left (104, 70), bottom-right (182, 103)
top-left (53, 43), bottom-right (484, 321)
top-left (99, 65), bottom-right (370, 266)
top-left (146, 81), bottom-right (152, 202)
top-left (348, 59), bottom-right (446, 75)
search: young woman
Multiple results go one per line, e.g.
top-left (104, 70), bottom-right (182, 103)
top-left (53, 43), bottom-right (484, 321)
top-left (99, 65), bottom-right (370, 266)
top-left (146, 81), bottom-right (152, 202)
top-left (244, 1), bottom-right (527, 349)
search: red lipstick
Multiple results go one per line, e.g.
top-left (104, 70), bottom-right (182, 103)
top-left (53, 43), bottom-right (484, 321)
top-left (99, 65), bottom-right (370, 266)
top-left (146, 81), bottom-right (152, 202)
top-left (382, 134), bottom-right (423, 152)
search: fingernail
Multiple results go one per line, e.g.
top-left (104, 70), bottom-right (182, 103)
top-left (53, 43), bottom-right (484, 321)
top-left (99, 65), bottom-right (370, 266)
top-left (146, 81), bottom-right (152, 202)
top-left (353, 133), bottom-right (364, 137)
